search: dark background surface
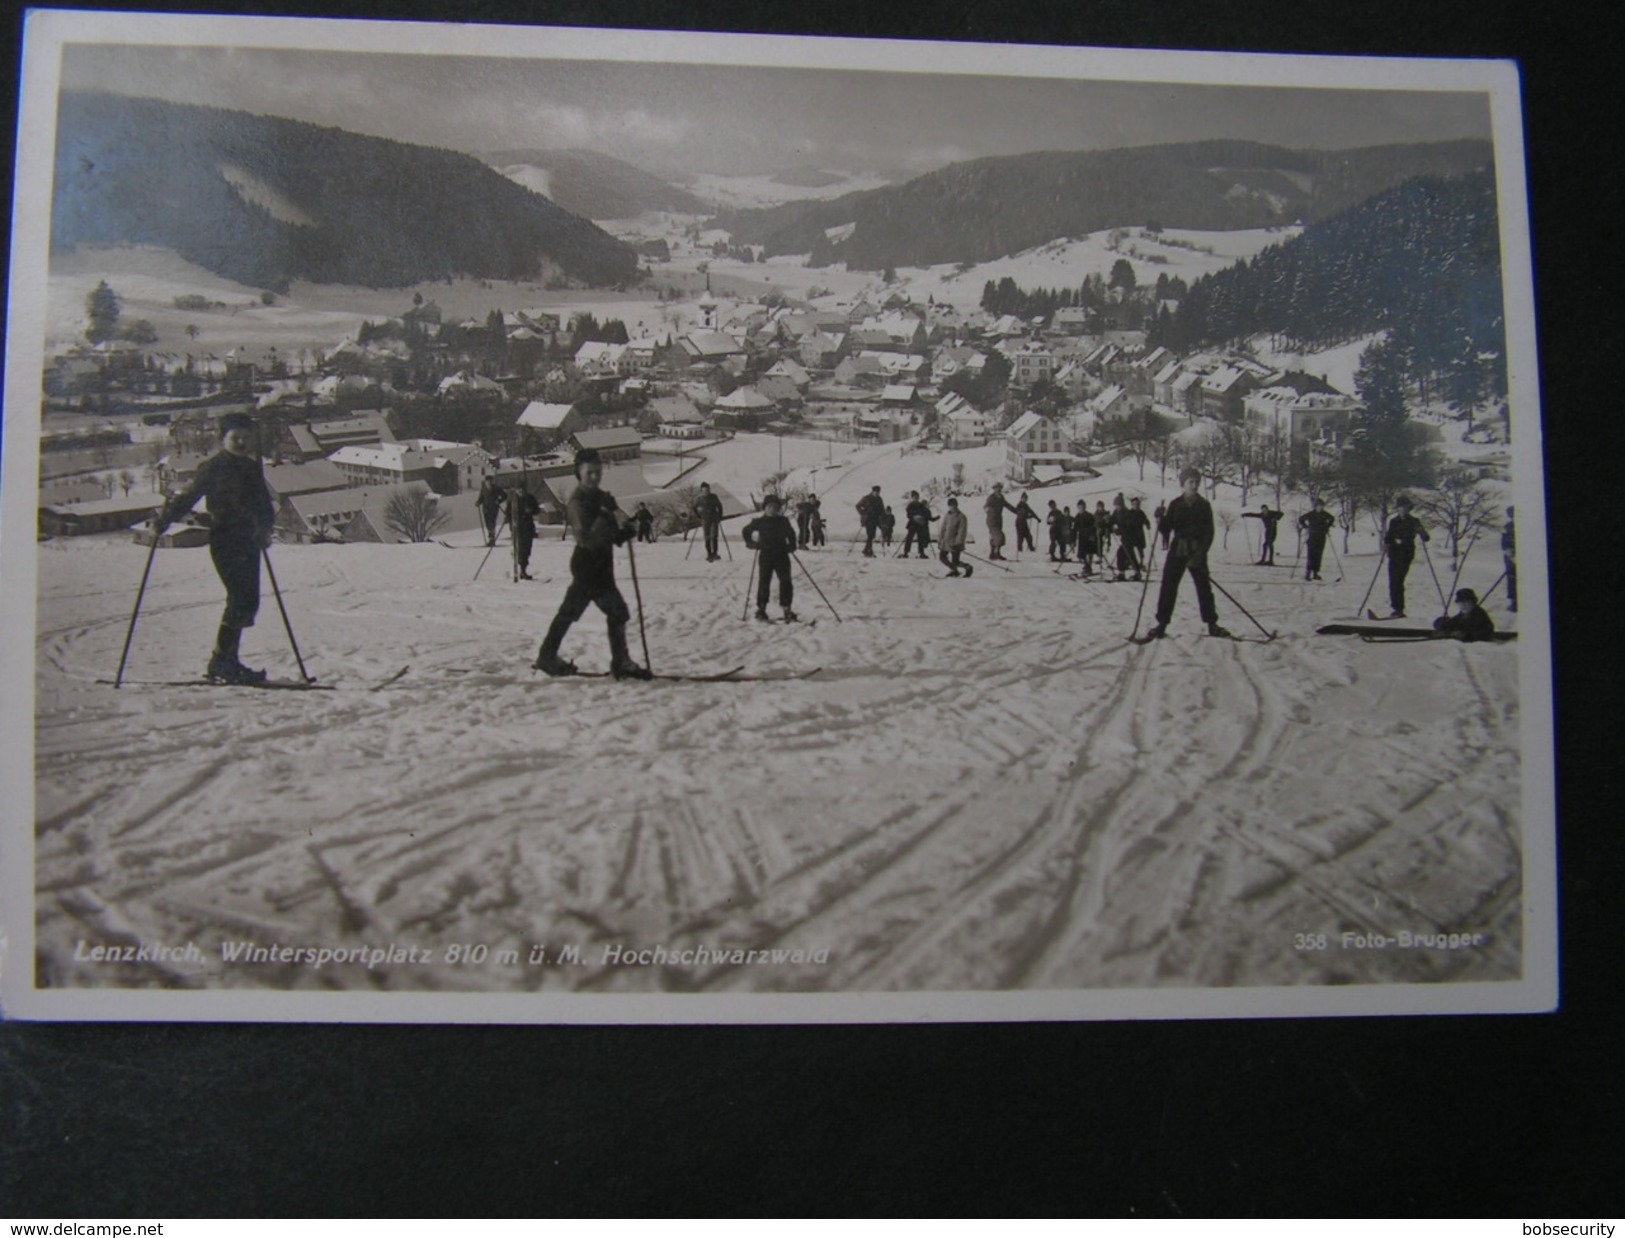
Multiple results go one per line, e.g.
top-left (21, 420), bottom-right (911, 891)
top-left (2, 0), bottom-right (1618, 1216)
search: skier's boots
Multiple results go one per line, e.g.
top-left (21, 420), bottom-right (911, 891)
top-left (533, 651), bottom-right (578, 676)
top-left (962, 562), bottom-right (974, 577)
top-left (755, 608), bottom-right (771, 622)
top-left (1207, 622), bottom-right (1232, 638)
top-left (608, 624), bottom-right (652, 681)
top-left (782, 608), bottom-right (799, 623)
top-left (1143, 623), bottom-right (1167, 640)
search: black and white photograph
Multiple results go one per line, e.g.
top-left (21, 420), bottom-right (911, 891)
top-left (0, 10), bottom-right (1555, 1023)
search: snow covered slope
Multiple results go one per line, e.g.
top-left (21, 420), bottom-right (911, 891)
top-left (32, 481), bottom-right (1524, 995)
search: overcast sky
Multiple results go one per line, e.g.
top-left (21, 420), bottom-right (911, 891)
top-left (59, 43), bottom-right (1493, 179)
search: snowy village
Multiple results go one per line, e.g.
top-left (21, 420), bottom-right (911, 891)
top-left (9, 37), bottom-right (1546, 1016)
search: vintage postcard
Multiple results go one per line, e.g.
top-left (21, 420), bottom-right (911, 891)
top-left (0, 11), bottom-right (1554, 1022)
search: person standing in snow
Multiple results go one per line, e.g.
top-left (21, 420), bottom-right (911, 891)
top-left (856, 486), bottom-right (885, 557)
top-left (1120, 496), bottom-right (1151, 580)
top-left (693, 482), bottom-right (724, 562)
top-left (901, 491), bottom-right (936, 559)
top-left (743, 493), bottom-right (799, 622)
top-left (1501, 505), bottom-right (1517, 613)
top-left (1144, 467), bottom-right (1230, 640)
top-left (1073, 500), bottom-right (1096, 575)
top-left (1299, 498), bottom-right (1337, 581)
top-left (880, 505), bottom-right (896, 550)
top-left (1154, 500), bottom-right (1170, 551)
top-left (508, 484), bottom-right (541, 581)
top-left (477, 476), bottom-right (505, 548)
top-left (1244, 503), bottom-right (1283, 565)
top-left (1383, 495), bottom-right (1431, 619)
top-left (532, 448), bottom-right (650, 679)
top-left (984, 483), bottom-right (1017, 560)
top-left (795, 496), bottom-right (815, 549)
top-left (153, 410), bottom-right (275, 684)
top-left (809, 496), bottom-right (826, 547)
top-left (1014, 492), bottom-right (1038, 554)
top-left (1094, 500), bottom-right (1113, 564)
top-left (939, 497), bottom-right (973, 577)
top-left (1433, 587), bottom-right (1497, 642)
top-left (632, 501), bottom-right (656, 544)
top-left (1046, 500), bottom-right (1066, 562)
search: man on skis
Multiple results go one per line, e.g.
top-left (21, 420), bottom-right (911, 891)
top-left (743, 494), bottom-right (799, 622)
top-left (1119, 495), bottom-right (1150, 580)
top-left (1014, 492), bottom-right (1038, 555)
top-left (508, 484), bottom-right (541, 581)
top-left (901, 491), bottom-right (936, 559)
top-left (1143, 467), bottom-right (1230, 640)
top-left (532, 448), bottom-right (651, 679)
top-left (1383, 495), bottom-right (1431, 619)
top-left (1298, 498), bottom-right (1336, 581)
top-left (477, 475), bottom-right (505, 548)
top-left (856, 486), bottom-right (885, 557)
top-left (153, 410), bottom-right (275, 684)
top-left (1244, 503), bottom-right (1283, 565)
top-left (693, 482), bottom-right (724, 562)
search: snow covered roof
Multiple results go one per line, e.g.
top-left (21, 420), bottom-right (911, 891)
top-left (1202, 366), bottom-right (1251, 395)
top-left (329, 443), bottom-right (441, 472)
top-left (575, 341), bottom-right (627, 368)
top-left (263, 460), bottom-right (347, 497)
top-left (571, 428), bottom-right (643, 451)
top-left (714, 386), bottom-right (775, 411)
top-left (682, 331), bottom-right (745, 358)
top-left (1089, 385), bottom-right (1126, 412)
top-left (1006, 410), bottom-right (1047, 441)
top-left (880, 384), bottom-right (918, 404)
top-left (517, 402), bottom-right (578, 430)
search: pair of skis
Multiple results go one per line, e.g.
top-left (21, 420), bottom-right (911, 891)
top-left (551, 665), bottom-right (823, 683)
top-left (97, 665), bottom-right (411, 692)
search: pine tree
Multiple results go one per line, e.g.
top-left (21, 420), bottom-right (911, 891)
top-left (85, 281), bottom-right (121, 343)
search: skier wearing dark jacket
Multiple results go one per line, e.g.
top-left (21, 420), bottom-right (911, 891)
top-left (1073, 501), bottom-right (1096, 573)
top-left (508, 486), bottom-right (541, 580)
top-left (1120, 496), bottom-right (1150, 579)
top-left (1299, 500), bottom-right (1336, 581)
top-left (477, 476), bottom-right (505, 547)
top-left (1383, 496), bottom-right (1430, 618)
top-left (533, 448), bottom-right (650, 679)
top-left (1014, 494), bottom-right (1038, 553)
top-left (694, 483), bottom-right (724, 561)
top-left (1244, 504), bottom-right (1283, 565)
top-left (1144, 468), bottom-right (1229, 639)
top-left (901, 492), bottom-right (936, 559)
top-left (856, 487), bottom-right (885, 557)
top-left (155, 411), bottom-right (276, 684)
top-left (744, 494), bottom-right (799, 621)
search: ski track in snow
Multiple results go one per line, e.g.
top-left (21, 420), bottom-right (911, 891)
top-left (31, 529), bottom-right (1524, 995)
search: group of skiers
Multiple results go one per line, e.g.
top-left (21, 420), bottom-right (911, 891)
top-left (151, 414), bottom-right (1521, 685)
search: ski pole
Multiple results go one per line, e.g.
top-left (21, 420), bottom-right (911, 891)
top-left (1208, 573), bottom-right (1277, 641)
top-left (1478, 567), bottom-right (1510, 607)
top-left (473, 513), bottom-right (509, 582)
top-left (263, 547), bottom-right (313, 683)
top-left (720, 525), bottom-right (734, 562)
top-left (961, 549), bottom-right (1014, 574)
top-left (741, 548), bottom-right (759, 621)
top-left (1420, 537), bottom-right (1448, 612)
top-left (792, 553), bottom-right (843, 623)
top-left (684, 528), bottom-right (697, 561)
top-left (626, 536), bottom-right (652, 673)
top-left (1128, 532), bottom-right (1160, 641)
top-left (1327, 538), bottom-right (1345, 584)
top-left (113, 522), bottom-right (163, 688)
top-left (1355, 543), bottom-right (1389, 617)
top-left (1445, 529), bottom-right (1480, 613)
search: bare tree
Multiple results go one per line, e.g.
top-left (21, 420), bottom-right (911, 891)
top-left (1217, 421), bottom-right (1260, 506)
top-left (1421, 465), bottom-right (1502, 570)
top-left (1255, 423), bottom-right (1292, 507)
top-left (382, 488), bottom-right (450, 543)
top-left (117, 468), bottom-right (136, 496)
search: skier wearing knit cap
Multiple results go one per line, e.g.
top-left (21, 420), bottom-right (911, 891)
top-left (1142, 467), bottom-right (1230, 640)
top-left (153, 410), bottom-right (275, 684)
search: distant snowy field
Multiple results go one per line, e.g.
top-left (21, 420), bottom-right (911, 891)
top-left (32, 443), bottom-right (1524, 997)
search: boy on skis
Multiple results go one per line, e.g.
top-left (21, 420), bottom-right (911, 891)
top-left (1143, 467), bottom-right (1230, 640)
top-left (532, 448), bottom-right (650, 679)
top-left (153, 410), bottom-right (275, 684)
top-left (693, 482), bottom-right (724, 561)
top-left (1383, 495), bottom-right (1431, 618)
top-left (743, 494), bottom-right (799, 622)
top-left (1299, 498), bottom-right (1337, 581)
top-left (901, 491), bottom-right (936, 559)
top-left (508, 484), bottom-right (541, 580)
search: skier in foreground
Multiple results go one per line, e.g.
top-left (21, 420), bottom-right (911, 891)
top-left (901, 491), bottom-right (936, 559)
top-left (856, 486), bottom-right (885, 557)
top-left (1382, 495), bottom-right (1431, 618)
top-left (1142, 467), bottom-right (1230, 640)
top-left (938, 497), bottom-right (973, 577)
top-left (743, 493), bottom-right (800, 623)
top-left (1120, 495), bottom-right (1150, 580)
top-left (532, 448), bottom-right (651, 679)
top-left (153, 410), bottom-right (275, 684)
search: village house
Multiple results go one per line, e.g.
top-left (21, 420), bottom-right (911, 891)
top-left (568, 427), bottom-right (643, 464)
top-left (285, 412), bottom-right (395, 462)
top-left (710, 386), bottom-right (776, 431)
top-left (38, 494), bottom-right (161, 538)
top-left (1087, 384), bottom-right (1131, 423)
top-left (1199, 365), bottom-right (1267, 422)
top-left (329, 442), bottom-right (460, 494)
top-left (517, 401), bottom-right (585, 445)
top-left (1004, 410), bottom-right (1076, 484)
top-left (798, 331), bottom-right (847, 371)
top-left (1008, 341), bottom-right (1058, 389)
top-left (1243, 387), bottom-right (1362, 454)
